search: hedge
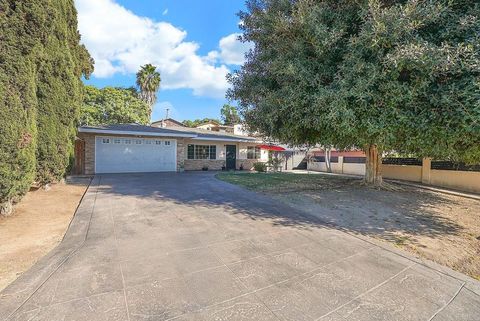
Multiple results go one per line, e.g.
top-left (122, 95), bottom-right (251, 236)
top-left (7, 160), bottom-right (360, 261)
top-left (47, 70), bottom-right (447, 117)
top-left (0, 0), bottom-right (93, 212)
top-left (35, 0), bottom-right (93, 184)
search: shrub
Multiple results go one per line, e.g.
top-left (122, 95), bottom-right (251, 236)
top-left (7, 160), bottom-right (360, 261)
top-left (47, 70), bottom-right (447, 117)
top-left (253, 162), bottom-right (267, 172)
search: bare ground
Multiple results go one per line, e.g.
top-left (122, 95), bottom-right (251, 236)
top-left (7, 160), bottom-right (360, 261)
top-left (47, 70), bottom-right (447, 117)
top-left (217, 172), bottom-right (480, 280)
top-left (0, 177), bottom-right (90, 291)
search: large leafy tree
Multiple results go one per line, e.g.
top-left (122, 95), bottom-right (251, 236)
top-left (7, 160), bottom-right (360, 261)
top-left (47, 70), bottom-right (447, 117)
top-left (80, 86), bottom-right (150, 126)
top-left (228, 0), bottom-right (480, 185)
top-left (136, 64), bottom-right (161, 116)
top-left (221, 104), bottom-right (241, 125)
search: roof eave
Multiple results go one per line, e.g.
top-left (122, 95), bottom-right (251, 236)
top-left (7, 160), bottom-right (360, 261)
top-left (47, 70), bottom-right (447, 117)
top-left (191, 136), bottom-right (259, 143)
top-left (78, 127), bottom-right (198, 138)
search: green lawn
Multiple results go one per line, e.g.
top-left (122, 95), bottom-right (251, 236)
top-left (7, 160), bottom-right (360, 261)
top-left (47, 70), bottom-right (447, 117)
top-left (215, 172), bottom-right (357, 193)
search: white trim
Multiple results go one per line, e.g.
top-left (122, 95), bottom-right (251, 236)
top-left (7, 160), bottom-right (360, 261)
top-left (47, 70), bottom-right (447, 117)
top-left (79, 127), bottom-right (196, 138)
top-left (191, 136), bottom-right (258, 143)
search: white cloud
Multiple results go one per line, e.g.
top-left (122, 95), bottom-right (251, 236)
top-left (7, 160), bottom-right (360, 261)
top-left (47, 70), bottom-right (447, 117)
top-left (162, 8), bottom-right (168, 15)
top-left (208, 33), bottom-right (253, 65)
top-left (75, 0), bottom-right (230, 98)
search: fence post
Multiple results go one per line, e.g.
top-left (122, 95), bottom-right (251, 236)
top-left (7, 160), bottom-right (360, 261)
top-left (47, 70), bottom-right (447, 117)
top-left (422, 158), bottom-right (432, 184)
top-left (339, 156), bottom-right (344, 174)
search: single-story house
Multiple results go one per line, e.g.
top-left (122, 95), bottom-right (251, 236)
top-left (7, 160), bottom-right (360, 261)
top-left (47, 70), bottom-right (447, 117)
top-left (75, 124), bottom-right (269, 174)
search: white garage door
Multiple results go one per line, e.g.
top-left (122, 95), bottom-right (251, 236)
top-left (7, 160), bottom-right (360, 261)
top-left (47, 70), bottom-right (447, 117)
top-left (95, 136), bottom-right (176, 173)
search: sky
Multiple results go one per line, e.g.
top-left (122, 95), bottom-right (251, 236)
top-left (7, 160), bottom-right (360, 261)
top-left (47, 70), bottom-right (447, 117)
top-left (75, 0), bottom-right (251, 122)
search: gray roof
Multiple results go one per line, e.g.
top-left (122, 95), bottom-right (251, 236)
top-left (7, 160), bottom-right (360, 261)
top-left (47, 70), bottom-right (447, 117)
top-left (78, 124), bottom-right (258, 142)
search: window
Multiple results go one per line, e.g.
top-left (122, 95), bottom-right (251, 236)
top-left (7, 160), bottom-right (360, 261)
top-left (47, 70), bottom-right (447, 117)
top-left (187, 144), bottom-right (194, 159)
top-left (195, 145), bottom-right (209, 159)
top-left (155, 140), bottom-right (162, 145)
top-left (165, 141), bottom-right (171, 146)
top-left (209, 145), bottom-right (216, 159)
top-left (113, 139), bottom-right (121, 144)
top-left (102, 138), bottom-right (110, 144)
top-left (125, 139), bottom-right (131, 144)
top-left (135, 139), bottom-right (142, 144)
top-left (187, 144), bottom-right (216, 160)
top-left (247, 146), bottom-right (261, 159)
top-left (145, 140), bottom-right (152, 145)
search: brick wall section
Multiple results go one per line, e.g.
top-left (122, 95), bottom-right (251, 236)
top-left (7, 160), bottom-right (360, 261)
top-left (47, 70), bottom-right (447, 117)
top-left (177, 138), bottom-right (185, 171)
top-left (78, 133), bottom-right (95, 175)
top-left (78, 133), bottom-right (185, 174)
top-left (236, 159), bottom-right (259, 171)
top-left (184, 160), bottom-right (225, 171)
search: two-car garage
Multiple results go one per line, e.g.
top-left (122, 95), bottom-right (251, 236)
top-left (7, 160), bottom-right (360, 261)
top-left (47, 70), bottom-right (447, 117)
top-left (76, 124), bottom-right (198, 174)
top-left (95, 136), bottom-right (177, 174)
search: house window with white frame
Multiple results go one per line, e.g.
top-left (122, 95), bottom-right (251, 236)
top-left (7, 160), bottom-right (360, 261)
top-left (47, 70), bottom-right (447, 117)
top-left (187, 144), bottom-right (216, 160)
top-left (247, 146), bottom-right (261, 159)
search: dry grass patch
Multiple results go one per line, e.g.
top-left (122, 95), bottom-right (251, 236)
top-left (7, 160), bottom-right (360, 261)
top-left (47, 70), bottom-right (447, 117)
top-left (0, 177), bottom-right (90, 291)
top-left (217, 172), bottom-right (480, 280)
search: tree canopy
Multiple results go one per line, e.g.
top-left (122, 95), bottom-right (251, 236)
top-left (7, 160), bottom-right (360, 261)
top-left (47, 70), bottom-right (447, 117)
top-left (182, 118), bottom-right (221, 128)
top-left (80, 86), bottom-right (150, 126)
top-left (228, 0), bottom-right (480, 184)
top-left (221, 104), bottom-right (241, 125)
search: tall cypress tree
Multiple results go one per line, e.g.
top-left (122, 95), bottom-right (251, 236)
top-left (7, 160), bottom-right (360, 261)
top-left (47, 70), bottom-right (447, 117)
top-left (35, 0), bottom-right (93, 184)
top-left (0, 2), bottom-right (42, 214)
top-left (0, 0), bottom-right (92, 214)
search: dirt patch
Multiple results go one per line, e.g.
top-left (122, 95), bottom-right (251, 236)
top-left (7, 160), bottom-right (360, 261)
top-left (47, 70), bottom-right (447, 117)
top-left (217, 172), bottom-right (480, 280)
top-left (0, 177), bottom-right (91, 291)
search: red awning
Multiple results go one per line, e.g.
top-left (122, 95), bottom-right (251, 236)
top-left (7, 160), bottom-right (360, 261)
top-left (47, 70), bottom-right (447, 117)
top-left (257, 144), bottom-right (286, 151)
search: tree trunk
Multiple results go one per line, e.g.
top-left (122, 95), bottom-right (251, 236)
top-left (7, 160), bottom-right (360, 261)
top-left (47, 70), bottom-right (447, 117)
top-left (0, 199), bottom-right (13, 217)
top-left (325, 147), bottom-right (332, 173)
top-left (365, 144), bottom-right (382, 186)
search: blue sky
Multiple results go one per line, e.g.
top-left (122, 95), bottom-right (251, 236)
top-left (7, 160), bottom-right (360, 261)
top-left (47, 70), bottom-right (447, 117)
top-left (75, 0), bottom-right (250, 122)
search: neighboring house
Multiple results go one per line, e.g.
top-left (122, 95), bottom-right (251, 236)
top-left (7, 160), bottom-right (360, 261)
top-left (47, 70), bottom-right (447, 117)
top-left (150, 118), bottom-right (187, 128)
top-left (194, 121), bottom-right (234, 134)
top-left (75, 123), bottom-right (269, 174)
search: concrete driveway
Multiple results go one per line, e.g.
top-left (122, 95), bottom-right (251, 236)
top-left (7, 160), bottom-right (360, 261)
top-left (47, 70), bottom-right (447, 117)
top-left (1, 173), bottom-right (479, 321)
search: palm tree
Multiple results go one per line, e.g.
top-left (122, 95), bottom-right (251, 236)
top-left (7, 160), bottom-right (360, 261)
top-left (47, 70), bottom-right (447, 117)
top-left (136, 64), bottom-right (161, 115)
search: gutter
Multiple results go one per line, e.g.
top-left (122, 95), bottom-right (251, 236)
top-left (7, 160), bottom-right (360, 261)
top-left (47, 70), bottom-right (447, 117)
top-left (191, 136), bottom-right (259, 143)
top-left (78, 127), bottom-right (198, 138)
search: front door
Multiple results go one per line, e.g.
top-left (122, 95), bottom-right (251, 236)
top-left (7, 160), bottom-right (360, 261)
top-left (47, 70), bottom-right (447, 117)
top-left (226, 145), bottom-right (237, 170)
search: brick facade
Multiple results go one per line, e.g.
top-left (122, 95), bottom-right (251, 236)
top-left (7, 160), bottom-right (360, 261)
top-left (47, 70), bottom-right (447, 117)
top-left (236, 159), bottom-right (258, 171)
top-left (79, 133), bottom-right (96, 175)
top-left (184, 159), bottom-right (225, 171)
